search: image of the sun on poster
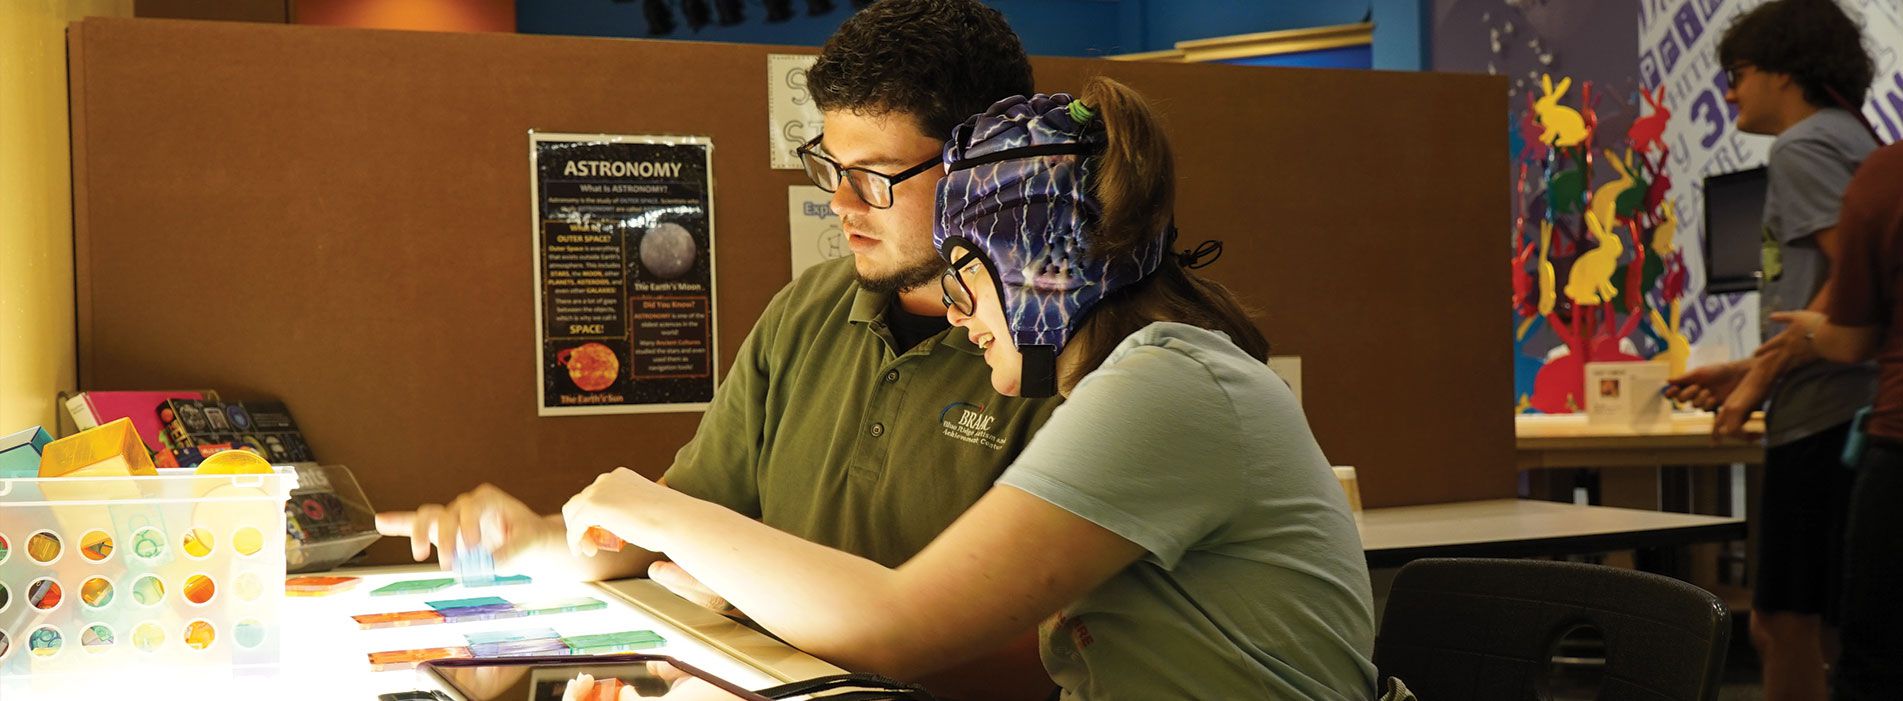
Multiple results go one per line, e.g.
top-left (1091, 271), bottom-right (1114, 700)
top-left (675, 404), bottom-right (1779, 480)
top-left (530, 132), bottom-right (717, 415)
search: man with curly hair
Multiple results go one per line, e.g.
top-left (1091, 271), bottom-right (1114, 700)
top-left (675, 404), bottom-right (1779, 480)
top-left (381, 2), bottom-right (1059, 698)
top-left (1667, 1), bottom-right (1881, 697)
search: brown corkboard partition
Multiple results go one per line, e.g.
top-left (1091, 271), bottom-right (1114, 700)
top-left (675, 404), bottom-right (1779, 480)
top-left (69, 18), bottom-right (1510, 565)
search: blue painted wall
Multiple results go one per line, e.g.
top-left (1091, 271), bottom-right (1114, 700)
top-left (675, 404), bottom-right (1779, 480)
top-left (517, 0), bottom-right (1429, 69)
top-left (515, 0), bottom-right (1124, 56)
top-left (1370, 0), bottom-right (1426, 70)
top-left (1130, 0), bottom-right (1366, 50)
top-left (1223, 44), bottom-right (1373, 70)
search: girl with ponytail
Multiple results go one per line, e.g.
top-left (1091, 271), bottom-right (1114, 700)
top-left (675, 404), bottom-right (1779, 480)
top-left (562, 77), bottom-right (1378, 700)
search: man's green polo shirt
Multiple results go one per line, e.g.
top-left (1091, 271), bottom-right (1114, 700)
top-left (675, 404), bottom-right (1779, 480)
top-left (664, 256), bottom-right (1059, 567)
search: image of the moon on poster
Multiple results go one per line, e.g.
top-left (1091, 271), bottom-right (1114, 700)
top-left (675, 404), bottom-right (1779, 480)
top-left (640, 222), bottom-right (697, 279)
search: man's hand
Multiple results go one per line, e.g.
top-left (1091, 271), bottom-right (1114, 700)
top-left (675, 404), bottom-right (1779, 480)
top-left (1713, 358), bottom-right (1775, 441)
top-left (1765, 310), bottom-right (1827, 352)
top-left (1666, 359), bottom-right (1751, 411)
top-left (375, 483), bottom-right (556, 571)
top-left (1756, 310), bottom-right (1828, 368)
top-left (1769, 310), bottom-right (1826, 332)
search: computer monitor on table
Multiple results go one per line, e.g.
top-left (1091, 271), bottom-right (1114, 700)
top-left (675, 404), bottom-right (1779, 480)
top-left (1702, 166), bottom-right (1768, 295)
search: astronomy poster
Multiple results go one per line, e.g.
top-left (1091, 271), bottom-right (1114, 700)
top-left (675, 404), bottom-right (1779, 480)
top-left (530, 132), bottom-right (717, 415)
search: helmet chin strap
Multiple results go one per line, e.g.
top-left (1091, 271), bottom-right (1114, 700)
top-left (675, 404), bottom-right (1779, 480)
top-left (1020, 345), bottom-right (1058, 398)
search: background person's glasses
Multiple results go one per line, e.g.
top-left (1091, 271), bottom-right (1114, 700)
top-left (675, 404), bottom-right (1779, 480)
top-left (796, 134), bottom-right (942, 209)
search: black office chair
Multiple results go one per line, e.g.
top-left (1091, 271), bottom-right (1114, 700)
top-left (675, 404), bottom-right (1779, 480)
top-left (1373, 558), bottom-right (1730, 701)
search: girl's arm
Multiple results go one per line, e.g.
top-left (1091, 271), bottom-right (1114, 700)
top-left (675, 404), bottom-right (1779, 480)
top-left (563, 468), bottom-right (1144, 679)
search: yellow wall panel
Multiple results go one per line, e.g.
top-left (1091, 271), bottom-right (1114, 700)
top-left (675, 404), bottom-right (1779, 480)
top-left (0, 0), bottom-right (133, 432)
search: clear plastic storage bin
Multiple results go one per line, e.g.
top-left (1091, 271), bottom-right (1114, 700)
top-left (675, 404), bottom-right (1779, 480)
top-left (0, 467), bottom-right (295, 677)
top-left (284, 464), bottom-right (379, 573)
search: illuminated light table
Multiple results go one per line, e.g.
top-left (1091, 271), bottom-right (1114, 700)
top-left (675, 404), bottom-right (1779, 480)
top-left (0, 565), bottom-right (844, 699)
top-left (286, 565), bottom-right (846, 698)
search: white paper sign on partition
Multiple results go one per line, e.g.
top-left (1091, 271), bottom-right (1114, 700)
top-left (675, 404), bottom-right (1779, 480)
top-left (768, 54), bottom-right (824, 170)
top-left (787, 185), bottom-right (846, 279)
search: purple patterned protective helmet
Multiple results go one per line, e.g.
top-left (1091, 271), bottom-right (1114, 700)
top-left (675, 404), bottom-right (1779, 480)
top-left (934, 93), bottom-right (1172, 397)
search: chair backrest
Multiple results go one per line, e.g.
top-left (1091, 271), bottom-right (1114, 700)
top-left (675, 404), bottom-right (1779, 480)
top-left (1373, 558), bottom-right (1730, 701)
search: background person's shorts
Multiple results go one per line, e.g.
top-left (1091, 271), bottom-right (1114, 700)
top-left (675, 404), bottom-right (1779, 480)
top-left (1754, 421), bottom-right (1856, 624)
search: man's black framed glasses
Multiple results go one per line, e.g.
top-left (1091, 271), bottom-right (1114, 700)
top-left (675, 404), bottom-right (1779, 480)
top-left (796, 133), bottom-right (942, 209)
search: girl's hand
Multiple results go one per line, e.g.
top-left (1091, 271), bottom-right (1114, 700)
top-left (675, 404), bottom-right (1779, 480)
top-left (561, 467), bottom-right (677, 557)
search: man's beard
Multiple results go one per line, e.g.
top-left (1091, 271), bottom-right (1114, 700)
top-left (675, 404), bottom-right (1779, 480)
top-left (850, 219), bottom-right (944, 294)
top-left (855, 253), bottom-right (944, 294)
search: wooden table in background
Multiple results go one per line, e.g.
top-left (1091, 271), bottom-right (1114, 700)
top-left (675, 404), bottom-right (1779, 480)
top-left (1516, 412), bottom-right (1765, 471)
top-left (1358, 498), bottom-right (1746, 569)
top-left (1515, 412), bottom-right (1765, 599)
top-left (1515, 411), bottom-right (1763, 516)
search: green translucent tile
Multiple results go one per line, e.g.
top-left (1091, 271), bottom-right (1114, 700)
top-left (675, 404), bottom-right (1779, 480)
top-left (369, 578), bottom-right (456, 597)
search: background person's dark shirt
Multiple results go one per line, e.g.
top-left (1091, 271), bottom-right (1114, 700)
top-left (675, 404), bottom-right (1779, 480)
top-left (1826, 143), bottom-right (1903, 442)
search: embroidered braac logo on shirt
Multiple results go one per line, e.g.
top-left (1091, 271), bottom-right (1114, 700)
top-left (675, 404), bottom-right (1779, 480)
top-left (938, 401), bottom-right (1006, 450)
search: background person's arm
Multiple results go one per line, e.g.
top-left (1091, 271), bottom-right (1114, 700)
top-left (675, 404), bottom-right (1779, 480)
top-left (1769, 310), bottom-right (1880, 364)
top-left (1812, 322), bottom-right (1880, 364)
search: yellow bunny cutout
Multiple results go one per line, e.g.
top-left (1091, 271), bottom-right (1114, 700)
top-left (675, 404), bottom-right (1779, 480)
top-left (1537, 220), bottom-right (1558, 315)
top-left (1535, 75), bottom-right (1588, 147)
top-left (1590, 148), bottom-right (1636, 233)
top-left (1564, 211), bottom-right (1623, 306)
top-left (1651, 200), bottom-right (1679, 257)
top-left (1647, 303), bottom-right (1692, 377)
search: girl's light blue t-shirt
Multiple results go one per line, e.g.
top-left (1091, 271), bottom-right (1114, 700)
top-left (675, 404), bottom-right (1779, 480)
top-left (998, 321), bottom-right (1377, 700)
